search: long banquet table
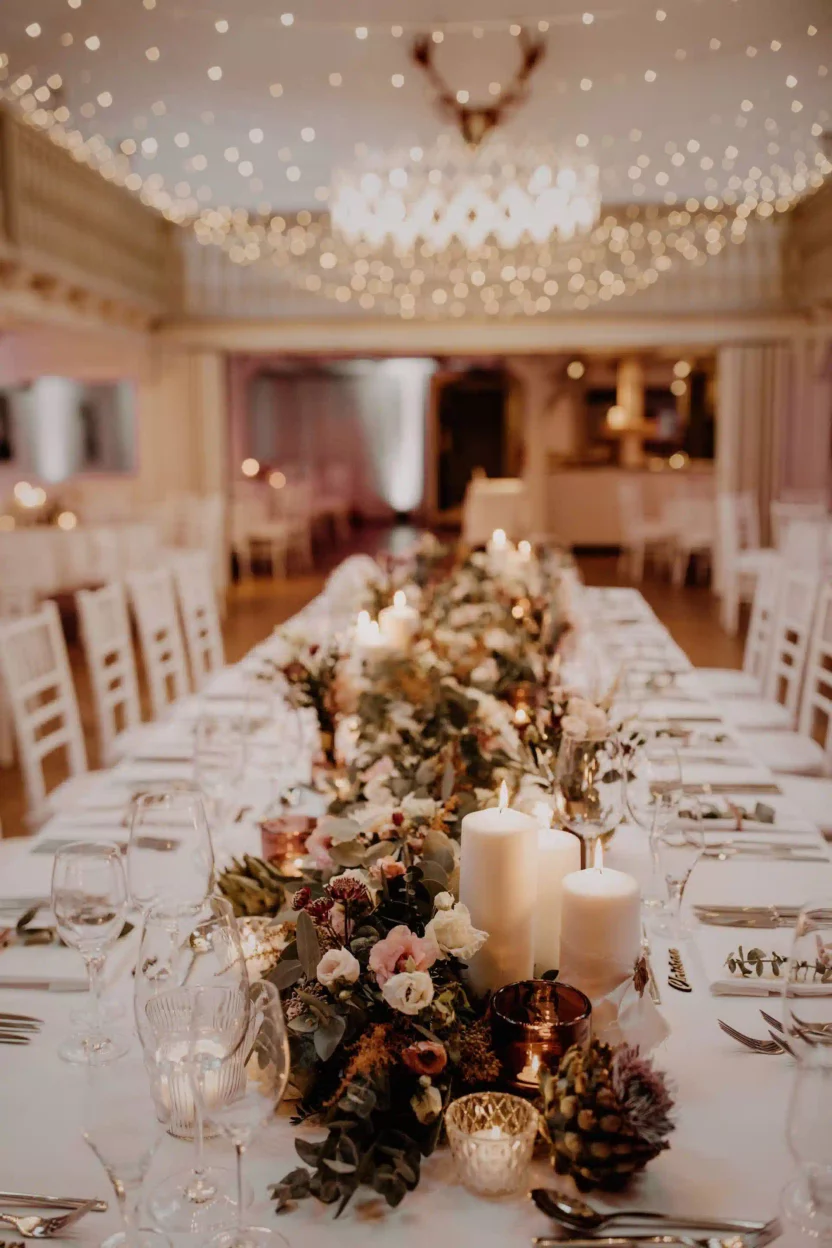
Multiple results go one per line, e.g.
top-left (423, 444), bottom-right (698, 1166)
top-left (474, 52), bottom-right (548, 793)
top-left (0, 583), bottom-right (828, 1246)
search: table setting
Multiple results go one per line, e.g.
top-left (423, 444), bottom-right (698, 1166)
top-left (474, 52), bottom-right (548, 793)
top-left (0, 534), bottom-right (830, 1248)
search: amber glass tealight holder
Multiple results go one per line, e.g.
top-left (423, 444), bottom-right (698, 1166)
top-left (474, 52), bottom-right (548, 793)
top-left (490, 979), bottom-right (592, 1095)
top-left (259, 814), bottom-right (315, 877)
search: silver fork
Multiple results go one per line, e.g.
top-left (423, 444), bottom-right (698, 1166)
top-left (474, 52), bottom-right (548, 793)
top-left (0, 1201), bottom-right (96, 1238)
top-left (717, 1018), bottom-right (786, 1054)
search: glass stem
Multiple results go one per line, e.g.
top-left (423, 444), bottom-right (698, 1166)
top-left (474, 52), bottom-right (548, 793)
top-left (113, 1178), bottom-right (140, 1248)
top-left (235, 1143), bottom-right (246, 1233)
top-left (84, 953), bottom-right (106, 1033)
top-left (666, 880), bottom-right (685, 931)
top-left (193, 1071), bottom-right (206, 1181)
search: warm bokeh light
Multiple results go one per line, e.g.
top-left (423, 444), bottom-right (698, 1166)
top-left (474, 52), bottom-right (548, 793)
top-left (669, 451), bottom-right (688, 469)
top-left (673, 360), bottom-right (692, 378)
top-left (57, 510), bottom-right (78, 530)
top-left (241, 457), bottom-right (260, 477)
top-left (670, 378), bottom-right (688, 396)
top-left (566, 360), bottom-right (586, 380)
top-left (268, 470), bottom-right (287, 489)
top-left (607, 405), bottom-right (628, 429)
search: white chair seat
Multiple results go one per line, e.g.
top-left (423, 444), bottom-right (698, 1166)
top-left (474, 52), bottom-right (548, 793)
top-left (685, 668), bottom-right (761, 698)
top-left (739, 730), bottom-right (826, 776)
top-left (775, 775), bottom-right (832, 837)
top-left (717, 697), bottom-right (794, 731)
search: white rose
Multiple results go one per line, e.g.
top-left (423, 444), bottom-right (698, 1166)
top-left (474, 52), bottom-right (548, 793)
top-left (561, 714), bottom-right (590, 739)
top-left (425, 902), bottom-right (488, 963)
top-left (411, 1083), bottom-right (443, 1125)
top-left (401, 794), bottom-right (438, 820)
top-left (433, 891), bottom-right (455, 912)
top-left (381, 970), bottom-right (435, 1015)
top-left (316, 948), bottom-right (360, 988)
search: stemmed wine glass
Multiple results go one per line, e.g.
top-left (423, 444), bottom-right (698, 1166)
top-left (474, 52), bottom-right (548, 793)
top-left (203, 981), bottom-right (292, 1248)
top-left (626, 738), bottom-right (685, 917)
top-left (781, 1065), bottom-right (832, 1239)
top-left (194, 714), bottom-right (247, 831)
top-left (51, 841), bottom-right (128, 1065)
top-left (135, 896), bottom-right (251, 1234)
top-left (127, 788), bottom-right (214, 912)
top-left (83, 1052), bottom-right (172, 1248)
top-left (651, 807), bottom-right (705, 938)
top-left (554, 730), bottom-right (626, 866)
top-left (781, 900), bottom-right (832, 1064)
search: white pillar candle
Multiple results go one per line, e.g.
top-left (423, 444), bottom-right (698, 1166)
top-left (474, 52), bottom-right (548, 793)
top-left (378, 589), bottom-right (420, 651)
top-left (533, 804), bottom-right (581, 977)
top-left (460, 781), bottom-right (538, 997)
top-left (353, 612), bottom-right (391, 662)
top-left (559, 841), bottom-right (641, 1000)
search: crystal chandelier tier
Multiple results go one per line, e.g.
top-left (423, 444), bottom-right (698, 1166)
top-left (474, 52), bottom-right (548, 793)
top-left (330, 139), bottom-right (601, 253)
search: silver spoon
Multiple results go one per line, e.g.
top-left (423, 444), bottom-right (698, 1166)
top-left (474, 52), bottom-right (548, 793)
top-left (530, 1191), bottom-right (769, 1235)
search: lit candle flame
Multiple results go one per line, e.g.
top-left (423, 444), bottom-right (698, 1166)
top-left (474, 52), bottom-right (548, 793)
top-left (531, 1054), bottom-right (541, 1076)
top-left (491, 527), bottom-right (506, 549)
top-left (514, 705), bottom-right (530, 726)
top-left (498, 779), bottom-right (509, 812)
top-left (518, 539), bottom-right (531, 557)
top-left (593, 839), bottom-right (604, 871)
top-left (393, 589), bottom-right (406, 608)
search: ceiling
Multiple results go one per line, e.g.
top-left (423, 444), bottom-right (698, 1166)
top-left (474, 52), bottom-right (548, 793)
top-left (0, 0), bottom-right (829, 222)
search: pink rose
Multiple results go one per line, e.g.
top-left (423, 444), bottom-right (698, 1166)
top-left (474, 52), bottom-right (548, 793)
top-left (369, 925), bottom-right (439, 988)
top-left (305, 823), bottom-right (334, 870)
top-left (369, 855), bottom-right (406, 883)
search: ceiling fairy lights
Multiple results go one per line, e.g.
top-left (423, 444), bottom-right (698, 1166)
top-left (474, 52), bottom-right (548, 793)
top-left (0, 0), bottom-right (829, 317)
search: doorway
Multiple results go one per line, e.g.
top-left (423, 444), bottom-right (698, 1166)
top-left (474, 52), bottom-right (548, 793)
top-left (437, 368), bottom-right (508, 513)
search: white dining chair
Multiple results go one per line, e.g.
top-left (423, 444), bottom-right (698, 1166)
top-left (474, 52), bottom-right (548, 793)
top-left (716, 492), bottom-right (776, 635)
top-left (230, 498), bottom-right (289, 580)
top-left (119, 523), bottom-right (161, 573)
top-left (739, 579), bottom-right (832, 775)
top-left (771, 500), bottom-right (828, 549)
top-left (76, 581), bottom-right (147, 767)
top-left (665, 496), bottom-right (715, 588)
top-left (0, 601), bottom-right (90, 826)
top-left (172, 551), bottom-right (225, 691)
top-left (126, 567), bottom-right (191, 719)
top-left (616, 479), bottom-right (672, 582)
top-left (0, 582), bottom-right (38, 768)
top-left (276, 480), bottom-right (315, 571)
top-left (717, 566), bottom-right (819, 733)
top-left (686, 553), bottom-right (783, 700)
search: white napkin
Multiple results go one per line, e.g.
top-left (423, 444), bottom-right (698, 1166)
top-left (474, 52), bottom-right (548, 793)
top-left (699, 930), bottom-right (832, 997)
top-left (0, 927), bottom-right (138, 991)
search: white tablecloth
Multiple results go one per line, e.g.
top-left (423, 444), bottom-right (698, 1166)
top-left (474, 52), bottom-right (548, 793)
top-left (0, 583), bottom-right (828, 1246)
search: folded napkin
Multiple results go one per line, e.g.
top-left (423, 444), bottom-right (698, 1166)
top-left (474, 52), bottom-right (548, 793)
top-left (698, 928), bottom-right (832, 997)
top-left (0, 926), bottom-right (138, 991)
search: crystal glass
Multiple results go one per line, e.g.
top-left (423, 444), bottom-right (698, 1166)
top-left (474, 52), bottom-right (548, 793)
top-left (194, 714), bottom-right (247, 829)
top-left (247, 698), bottom-right (308, 811)
top-left (651, 809), bottom-right (704, 938)
top-left (627, 739), bottom-right (684, 835)
top-left (781, 1065), bottom-right (832, 1239)
top-left (554, 731), bottom-right (625, 864)
top-left (134, 897), bottom-right (251, 1234)
top-left (127, 788), bottom-right (214, 912)
top-left (51, 841), bottom-right (128, 1065)
top-left (204, 980), bottom-right (291, 1248)
top-left (445, 1092), bottom-right (539, 1196)
top-left (83, 1052), bottom-right (172, 1248)
top-left (781, 900), bottom-right (832, 1066)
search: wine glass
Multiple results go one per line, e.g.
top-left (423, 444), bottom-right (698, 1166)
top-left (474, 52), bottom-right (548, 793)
top-left (781, 1065), bottom-right (832, 1239)
top-left (627, 738), bottom-right (684, 834)
top-left (651, 808), bottom-right (704, 938)
top-left (135, 897), bottom-right (251, 1234)
top-left (247, 697), bottom-right (307, 811)
top-left (203, 981), bottom-right (292, 1248)
top-left (127, 788), bottom-right (214, 912)
top-left (51, 841), bottom-right (128, 1065)
top-left (83, 1052), bottom-right (172, 1248)
top-left (782, 900), bottom-right (832, 1066)
top-left (554, 730), bottom-right (626, 866)
top-left (194, 714), bottom-right (247, 830)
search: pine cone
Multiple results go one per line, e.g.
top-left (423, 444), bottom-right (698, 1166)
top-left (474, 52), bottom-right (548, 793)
top-left (541, 1040), bottom-right (674, 1193)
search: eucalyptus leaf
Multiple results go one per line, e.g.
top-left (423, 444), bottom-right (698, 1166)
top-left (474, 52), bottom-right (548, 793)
top-left (328, 840), bottom-right (368, 868)
top-left (295, 910), bottom-right (321, 980)
top-left (295, 1138), bottom-right (325, 1166)
top-left (314, 1013), bottom-right (346, 1062)
top-left (268, 958), bottom-right (304, 992)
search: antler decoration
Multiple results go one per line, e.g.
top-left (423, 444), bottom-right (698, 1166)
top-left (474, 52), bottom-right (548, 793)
top-left (411, 28), bottom-right (547, 148)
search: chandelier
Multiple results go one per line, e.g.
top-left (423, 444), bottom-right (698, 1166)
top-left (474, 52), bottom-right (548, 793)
top-left (330, 141), bottom-right (601, 253)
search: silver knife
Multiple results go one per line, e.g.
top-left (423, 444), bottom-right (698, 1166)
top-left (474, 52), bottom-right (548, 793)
top-left (0, 1193), bottom-right (107, 1212)
top-left (0, 978), bottom-right (87, 991)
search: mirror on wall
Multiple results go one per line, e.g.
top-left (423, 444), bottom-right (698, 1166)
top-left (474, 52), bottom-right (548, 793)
top-left (1, 377), bottom-right (136, 481)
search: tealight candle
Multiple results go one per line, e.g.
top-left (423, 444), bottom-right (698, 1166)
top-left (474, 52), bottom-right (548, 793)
top-left (559, 840), bottom-right (641, 1000)
top-left (459, 781), bottom-right (538, 996)
top-left (533, 803), bottom-right (581, 976)
top-left (445, 1092), bottom-right (539, 1196)
top-left (353, 611), bottom-right (390, 662)
top-left (378, 589), bottom-right (420, 651)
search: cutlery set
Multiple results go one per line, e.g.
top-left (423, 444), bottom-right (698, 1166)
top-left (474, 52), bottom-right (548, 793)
top-left (0, 1193), bottom-right (106, 1238)
top-left (0, 1012), bottom-right (42, 1046)
top-left (530, 1189), bottom-right (780, 1248)
top-left (694, 906), bottom-right (832, 929)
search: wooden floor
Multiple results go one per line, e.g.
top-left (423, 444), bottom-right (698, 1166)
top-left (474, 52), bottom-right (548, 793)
top-left (0, 529), bottom-right (742, 838)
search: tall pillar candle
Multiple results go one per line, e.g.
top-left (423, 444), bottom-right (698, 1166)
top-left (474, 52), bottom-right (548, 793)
top-left (533, 804), bottom-right (581, 977)
top-left (378, 590), bottom-right (420, 651)
top-left (559, 841), bottom-right (641, 1000)
top-left (459, 782), bottom-right (538, 997)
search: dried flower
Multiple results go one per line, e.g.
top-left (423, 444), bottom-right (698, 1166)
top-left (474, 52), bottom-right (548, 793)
top-left (457, 1019), bottom-right (502, 1086)
top-left (327, 876), bottom-right (372, 910)
top-left (401, 1040), bottom-right (447, 1076)
top-left (291, 886), bottom-right (311, 912)
top-left (610, 1044), bottom-right (675, 1149)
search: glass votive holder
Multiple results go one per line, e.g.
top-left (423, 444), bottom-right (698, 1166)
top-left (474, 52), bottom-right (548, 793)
top-left (445, 1091), bottom-right (539, 1197)
top-left (260, 814), bottom-right (314, 877)
top-left (490, 979), bottom-right (592, 1095)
